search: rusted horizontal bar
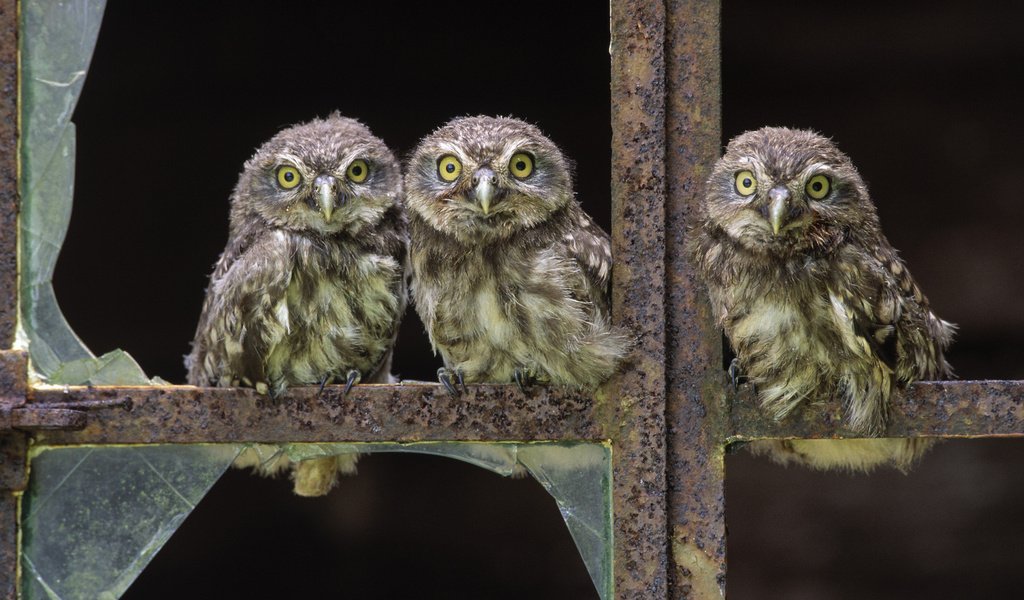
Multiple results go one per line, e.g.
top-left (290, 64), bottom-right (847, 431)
top-left (30, 383), bottom-right (608, 445)
top-left (728, 380), bottom-right (1024, 440)
top-left (8, 407), bottom-right (86, 431)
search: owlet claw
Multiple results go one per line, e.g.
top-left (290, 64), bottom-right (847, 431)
top-left (343, 369), bottom-right (362, 397)
top-left (513, 368), bottom-right (536, 393)
top-left (728, 358), bottom-right (743, 391)
top-left (437, 367), bottom-right (465, 397)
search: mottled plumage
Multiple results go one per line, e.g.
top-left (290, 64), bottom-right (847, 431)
top-left (406, 116), bottom-right (628, 391)
top-left (186, 114), bottom-right (407, 494)
top-left (689, 127), bottom-right (955, 471)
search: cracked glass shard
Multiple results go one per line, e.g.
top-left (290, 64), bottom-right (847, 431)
top-left (518, 443), bottom-right (613, 599)
top-left (21, 445), bottom-right (241, 600)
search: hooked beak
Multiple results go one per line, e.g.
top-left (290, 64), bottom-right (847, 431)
top-left (471, 167), bottom-right (498, 215)
top-left (767, 186), bottom-right (790, 236)
top-left (314, 174), bottom-right (337, 222)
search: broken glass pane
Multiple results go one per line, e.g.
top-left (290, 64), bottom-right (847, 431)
top-left (242, 442), bottom-right (613, 599)
top-left (19, 0), bottom-right (150, 384)
top-left (21, 445), bottom-right (241, 600)
top-left (22, 441), bottom-right (610, 599)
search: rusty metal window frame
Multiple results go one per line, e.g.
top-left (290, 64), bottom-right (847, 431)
top-left (2, 2), bottom-right (1022, 599)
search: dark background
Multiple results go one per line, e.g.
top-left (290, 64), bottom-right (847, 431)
top-left (53, 1), bottom-right (1024, 598)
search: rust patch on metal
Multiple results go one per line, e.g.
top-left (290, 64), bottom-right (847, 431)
top-left (671, 522), bottom-right (725, 600)
top-left (31, 383), bottom-right (607, 445)
top-left (0, 0), bottom-right (17, 348)
top-left (609, 0), bottom-right (671, 597)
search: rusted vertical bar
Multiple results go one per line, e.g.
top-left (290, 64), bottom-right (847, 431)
top-left (0, 429), bottom-right (25, 600)
top-left (664, 1), bottom-right (725, 599)
top-left (0, 495), bottom-right (14, 600)
top-left (0, 352), bottom-right (28, 600)
top-left (0, 0), bottom-right (17, 346)
top-left (0, 0), bottom-right (18, 598)
top-left (609, 1), bottom-right (669, 597)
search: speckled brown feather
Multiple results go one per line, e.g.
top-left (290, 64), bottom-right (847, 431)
top-left (186, 114), bottom-right (408, 494)
top-left (406, 116), bottom-right (628, 387)
top-left (688, 127), bottom-right (955, 471)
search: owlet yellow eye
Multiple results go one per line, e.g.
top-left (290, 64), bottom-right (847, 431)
top-left (437, 155), bottom-right (462, 182)
top-left (347, 159), bottom-right (369, 183)
top-left (509, 152), bottom-right (534, 179)
top-left (805, 174), bottom-right (831, 200)
top-left (734, 170), bottom-right (756, 196)
top-left (277, 166), bottom-right (301, 190)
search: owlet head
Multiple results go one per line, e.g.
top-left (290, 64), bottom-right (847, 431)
top-left (233, 113), bottom-right (402, 236)
top-left (405, 115), bottom-right (573, 241)
top-left (704, 127), bottom-right (878, 255)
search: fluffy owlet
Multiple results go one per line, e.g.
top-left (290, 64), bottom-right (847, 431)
top-left (186, 114), bottom-right (408, 495)
top-left (689, 127), bottom-right (955, 471)
top-left (406, 116), bottom-right (629, 393)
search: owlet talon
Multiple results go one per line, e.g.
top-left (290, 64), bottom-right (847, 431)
top-left (513, 368), bottom-right (535, 393)
top-left (343, 369), bottom-right (362, 397)
top-left (728, 358), bottom-right (742, 391)
top-left (438, 367), bottom-right (461, 397)
top-left (317, 374), bottom-right (334, 396)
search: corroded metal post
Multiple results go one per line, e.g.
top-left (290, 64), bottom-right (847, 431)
top-left (664, 2), bottom-right (725, 598)
top-left (0, 0), bottom-right (19, 598)
top-left (609, 0), bottom-right (670, 597)
top-left (0, 0), bottom-right (13, 345)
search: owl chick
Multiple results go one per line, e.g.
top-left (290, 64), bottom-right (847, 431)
top-left (689, 127), bottom-right (955, 471)
top-left (186, 114), bottom-right (408, 495)
top-left (406, 116), bottom-right (629, 393)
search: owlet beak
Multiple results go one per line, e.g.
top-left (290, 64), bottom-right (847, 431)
top-left (767, 186), bottom-right (790, 236)
top-left (471, 167), bottom-right (498, 215)
top-left (314, 174), bottom-right (337, 222)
